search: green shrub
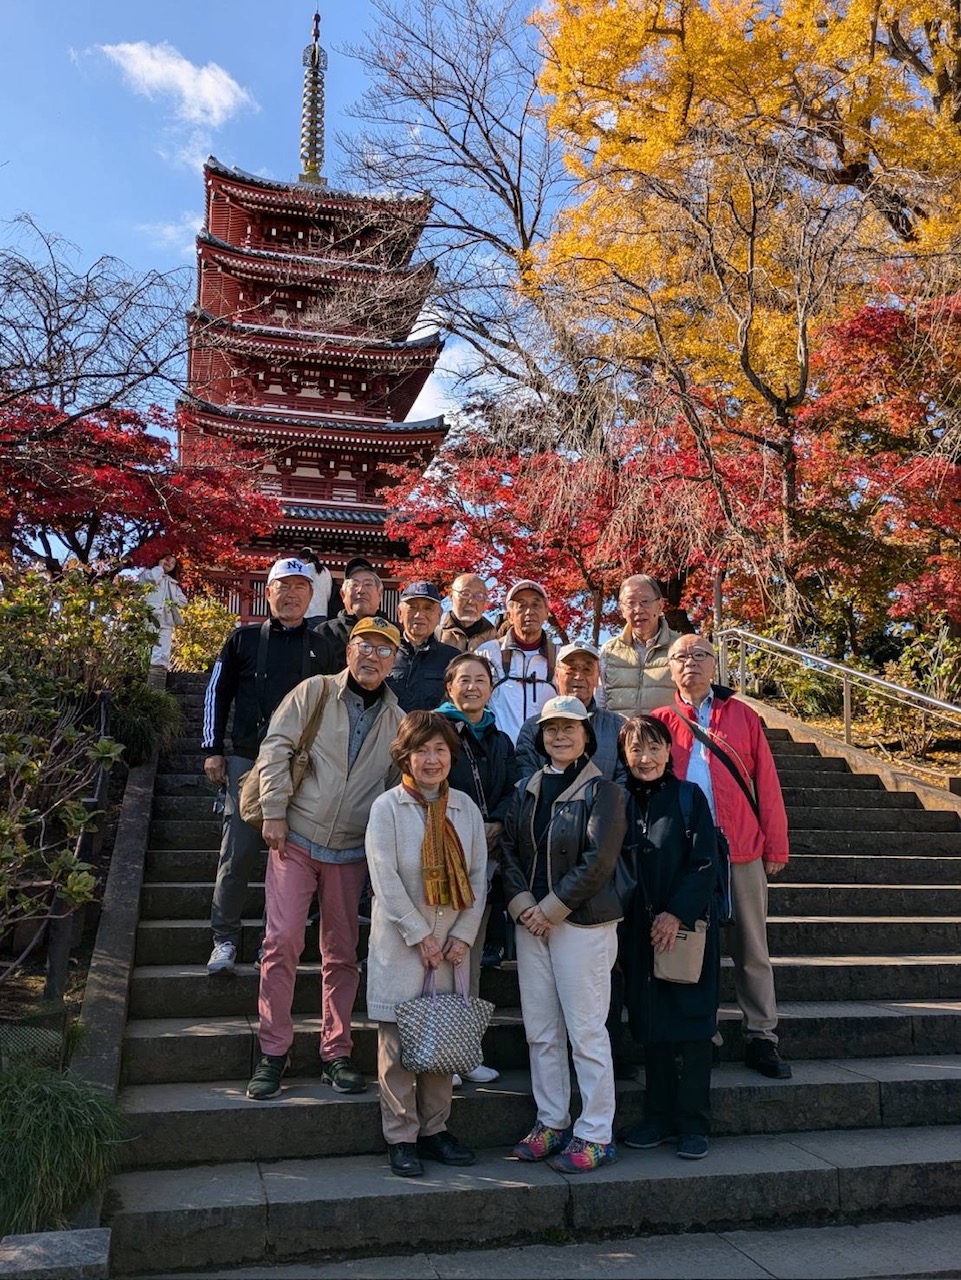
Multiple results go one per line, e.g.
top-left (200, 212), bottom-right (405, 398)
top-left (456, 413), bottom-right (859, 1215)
top-left (0, 1063), bottom-right (126, 1235)
top-left (171, 594), bottom-right (238, 672)
top-left (110, 682), bottom-right (182, 767)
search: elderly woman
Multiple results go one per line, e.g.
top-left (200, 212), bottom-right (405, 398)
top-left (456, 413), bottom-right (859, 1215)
top-left (365, 710), bottom-right (489, 1178)
top-left (501, 695), bottom-right (626, 1174)
top-left (617, 714), bottom-right (720, 1160)
top-left (438, 651), bottom-right (521, 1083)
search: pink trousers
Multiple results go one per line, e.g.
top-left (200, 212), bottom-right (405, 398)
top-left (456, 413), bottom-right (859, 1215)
top-left (257, 841), bottom-right (367, 1060)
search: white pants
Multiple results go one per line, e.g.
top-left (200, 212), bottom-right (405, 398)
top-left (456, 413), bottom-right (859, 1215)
top-left (150, 624), bottom-right (174, 669)
top-left (515, 919), bottom-right (618, 1144)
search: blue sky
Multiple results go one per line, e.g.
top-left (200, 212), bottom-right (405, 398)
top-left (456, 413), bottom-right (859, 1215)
top-left (2, 1), bottom-right (455, 417)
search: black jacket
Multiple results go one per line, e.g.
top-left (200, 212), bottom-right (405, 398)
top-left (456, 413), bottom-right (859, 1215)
top-left (442, 716), bottom-right (521, 825)
top-left (312, 610), bottom-right (359, 674)
top-left (387, 635), bottom-right (460, 712)
top-left (501, 760), bottom-right (626, 926)
top-left (619, 775), bottom-right (721, 1044)
top-left (201, 619), bottom-right (328, 758)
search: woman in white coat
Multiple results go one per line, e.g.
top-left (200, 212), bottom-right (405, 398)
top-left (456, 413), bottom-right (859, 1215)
top-left (365, 710), bottom-right (488, 1178)
top-left (137, 554), bottom-right (187, 670)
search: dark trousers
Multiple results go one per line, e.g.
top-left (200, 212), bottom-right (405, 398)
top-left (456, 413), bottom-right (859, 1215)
top-left (643, 1039), bottom-right (712, 1137)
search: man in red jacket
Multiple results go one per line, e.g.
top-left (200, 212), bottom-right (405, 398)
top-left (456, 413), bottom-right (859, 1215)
top-left (652, 633), bottom-right (792, 1079)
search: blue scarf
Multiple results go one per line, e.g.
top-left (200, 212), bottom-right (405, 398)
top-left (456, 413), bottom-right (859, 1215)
top-left (438, 701), bottom-right (496, 740)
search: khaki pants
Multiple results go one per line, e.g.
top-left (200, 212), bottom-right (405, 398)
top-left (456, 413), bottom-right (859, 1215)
top-left (377, 1021), bottom-right (453, 1144)
top-left (730, 857), bottom-right (779, 1043)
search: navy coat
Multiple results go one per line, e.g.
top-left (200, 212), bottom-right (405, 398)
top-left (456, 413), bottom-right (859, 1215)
top-left (619, 775), bottom-right (721, 1044)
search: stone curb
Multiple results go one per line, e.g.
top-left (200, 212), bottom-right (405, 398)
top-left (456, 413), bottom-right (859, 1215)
top-left (0, 737), bottom-right (161, 1278)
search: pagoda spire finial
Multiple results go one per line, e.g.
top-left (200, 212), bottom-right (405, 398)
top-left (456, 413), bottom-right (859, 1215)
top-left (299, 9), bottom-right (327, 185)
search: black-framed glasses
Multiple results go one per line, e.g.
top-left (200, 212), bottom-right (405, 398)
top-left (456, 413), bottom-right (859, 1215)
top-left (670, 650), bottom-right (715, 664)
top-left (352, 640), bottom-right (395, 658)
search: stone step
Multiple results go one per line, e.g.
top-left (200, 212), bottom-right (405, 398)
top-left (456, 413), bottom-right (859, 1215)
top-left (780, 787), bottom-right (917, 809)
top-left (145, 848), bottom-right (262, 883)
top-left (787, 807), bottom-right (957, 832)
top-left (770, 884), bottom-right (961, 916)
top-left (117, 1056), bottom-right (961, 1171)
top-left (127, 955), bottom-right (961, 1021)
top-left (153, 776), bottom-right (221, 800)
top-left (787, 854), bottom-right (961, 884)
top-left (775, 767), bottom-right (879, 787)
top-left (149, 819), bottom-right (222, 849)
top-left (772, 755), bottom-right (851, 774)
top-left (764, 727), bottom-right (793, 739)
top-left (159, 753), bottom-right (208, 774)
top-left (791, 829), bottom-right (961, 855)
top-left (120, 1000), bottom-right (961, 1087)
top-left (768, 741), bottom-right (821, 756)
top-left (104, 1124), bottom-right (961, 1274)
top-left (134, 915), bottom-right (961, 968)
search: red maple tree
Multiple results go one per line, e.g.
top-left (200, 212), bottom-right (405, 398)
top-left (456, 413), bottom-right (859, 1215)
top-left (0, 397), bottom-right (280, 581)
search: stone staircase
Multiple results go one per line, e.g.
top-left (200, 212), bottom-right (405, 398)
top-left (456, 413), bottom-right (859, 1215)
top-left (104, 674), bottom-right (961, 1276)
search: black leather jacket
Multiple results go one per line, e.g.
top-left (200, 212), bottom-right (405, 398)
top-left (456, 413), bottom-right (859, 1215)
top-left (501, 760), bottom-right (626, 926)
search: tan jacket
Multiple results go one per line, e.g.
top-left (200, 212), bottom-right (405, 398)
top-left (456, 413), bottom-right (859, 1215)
top-left (436, 613), bottom-right (498, 652)
top-left (600, 616), bottom-right (680, 715)
top-left (257, 671), bottom-right (403, 848)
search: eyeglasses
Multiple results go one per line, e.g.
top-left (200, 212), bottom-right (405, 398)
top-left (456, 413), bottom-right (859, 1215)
top-left (669, 650), bottom-right (715, 664)
top-left (622, 596), bottom-right (661, 608)
top-left (351, 640), bottom-right (395, 658)
top-left (452, 589), bottom-right (487, 602)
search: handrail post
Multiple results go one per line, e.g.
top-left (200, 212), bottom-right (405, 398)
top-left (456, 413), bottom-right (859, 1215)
top-left (718, 635), bottom-right (729, 687)
top-left (843, 675), bottom-right (852, 745)
top-left (738, 639), bottom-right (747, 696)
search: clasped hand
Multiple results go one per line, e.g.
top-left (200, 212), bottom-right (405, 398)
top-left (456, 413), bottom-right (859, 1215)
top-left (416, 936), bottom-right (468, 969)
top-left (520, 905), bottom-right (553, 938)
top-left (650, 910), bottom-right (682, 954)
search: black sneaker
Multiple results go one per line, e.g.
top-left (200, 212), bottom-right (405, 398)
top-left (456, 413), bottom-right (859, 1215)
top-left (246, 1053), bottom-right (289, 1100)
top-left (620, 1122), bottom-right (676, 1149)
top-left (416, 1129), bottom-right (475, 1166)
top-left (320, 1056), bottom-right (367, 1093)
top-left (745, 1040), bottom-right (792, 1079)
top-left (677, 1133), bottom-right (709, 1159)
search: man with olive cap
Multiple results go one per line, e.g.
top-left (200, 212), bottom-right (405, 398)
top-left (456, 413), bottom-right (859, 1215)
top-left (202, 556), bottom-right (329, 975)
top-left (247, 614), bottom-right (405, 1102)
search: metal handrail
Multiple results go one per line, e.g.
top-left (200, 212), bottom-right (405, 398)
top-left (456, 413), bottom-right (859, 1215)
top-left (716, 627), bottom-right (961, 746)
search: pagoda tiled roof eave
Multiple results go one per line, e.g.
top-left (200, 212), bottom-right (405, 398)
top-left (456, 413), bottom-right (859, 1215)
top-left (180, 397), bottom-right (447, 441)
top-left (189, 308), bottom-right (443, 362)
top-left (197, 230), bottom-right (435, 285)
top-left (205, 156), bottom-right (431, 214)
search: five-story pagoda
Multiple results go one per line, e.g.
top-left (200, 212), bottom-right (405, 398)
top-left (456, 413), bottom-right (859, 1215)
top-left (179, 12), bottom-right (446, 620)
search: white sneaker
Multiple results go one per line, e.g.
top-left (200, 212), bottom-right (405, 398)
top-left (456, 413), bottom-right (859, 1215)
top-left (451, 1073), bottom-right (463, 1088)
top-left (207, 940), bottom-right (237, 974)
top-left (463, 1063), bottom-right (500, 1084)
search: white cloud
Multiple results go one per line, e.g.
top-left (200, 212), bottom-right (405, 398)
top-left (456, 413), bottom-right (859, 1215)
top-left (97, 41), bottom-right (258, 169)
top-left (138, 210), bottom-right (204, 260)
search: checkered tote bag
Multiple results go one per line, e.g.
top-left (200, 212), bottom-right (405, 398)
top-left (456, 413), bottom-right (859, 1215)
top-left (394, 966), bottom-right (494, 1075)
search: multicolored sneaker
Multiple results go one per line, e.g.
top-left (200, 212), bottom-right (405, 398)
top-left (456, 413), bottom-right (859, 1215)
top-left (512, 1121), bottom-right (572, 1162)
top-left (549, 1135), bottom-right (617, 1173)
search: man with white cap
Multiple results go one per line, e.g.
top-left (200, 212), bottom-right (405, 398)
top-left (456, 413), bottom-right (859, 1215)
top-left (477, 580), bottom-right (558, 742)
top-left (202, 556), bottom-right (329, 974)
top-left (387, 581), bottom-right (460, 711)
top-left (515, 640), bottom-right (626, 783)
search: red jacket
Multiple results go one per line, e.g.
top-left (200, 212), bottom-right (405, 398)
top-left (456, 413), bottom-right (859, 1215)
top-left (652, 688), bottom-right (789, 866)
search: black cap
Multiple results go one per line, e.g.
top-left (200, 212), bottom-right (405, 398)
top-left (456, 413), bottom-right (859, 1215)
top-left (344, 556), bottom-right (376, 578)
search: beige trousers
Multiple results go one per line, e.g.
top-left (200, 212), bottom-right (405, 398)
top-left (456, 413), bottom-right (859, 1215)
top-left (729, 857), bottom-right (779, 1043)
top-left (377, 1021), bottom-right (453, 1144)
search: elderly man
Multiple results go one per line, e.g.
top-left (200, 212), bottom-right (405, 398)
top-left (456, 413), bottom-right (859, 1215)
top-left (600, 575), bottom-right (680, 714)
top-left (314, 556), bottom-right (386, 673)
top-left (653, 634), bottom-right (792, 1079)
top-left (515, 641), bottom-right (626, 784)
top-left (438, 574), bottom-right (497, 651)
top-left (247, 615), bottom-right (405, 1101)
top-left (477, 580), bottom-right (558, 742)
top-left (387, 582), bottom-right (460, 711)
top-left (202, 556), bottom-right (329, 975)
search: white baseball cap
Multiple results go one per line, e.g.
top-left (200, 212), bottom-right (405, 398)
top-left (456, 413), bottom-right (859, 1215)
top-left (266, 557), bottom-right (313, 585)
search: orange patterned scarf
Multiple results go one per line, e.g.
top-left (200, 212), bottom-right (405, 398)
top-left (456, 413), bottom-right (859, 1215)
top-left (401, 776), bottom-right (475, 911)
